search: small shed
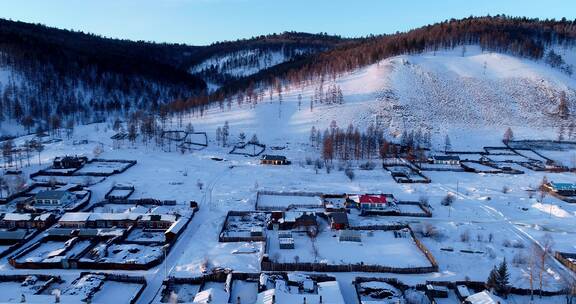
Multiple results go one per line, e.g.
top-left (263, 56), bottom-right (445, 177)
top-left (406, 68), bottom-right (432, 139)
top-left (250, 227), bottom-right (264, 237)
top-left (426, 284), bottom-right (449, 298)
top-left (329, 212), bottom-right (349, 230)
top-left (279, 237), bottom-right (295, 249)
top-left (455, 285), bottom-right (471, 301)
top-left (339, 230), bottom-right (361, 242)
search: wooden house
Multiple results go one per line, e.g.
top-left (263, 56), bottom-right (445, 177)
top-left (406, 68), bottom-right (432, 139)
top-left (260, 155), bottom-right (290, 165)
top-left (53, 156), bottom-right (88, 169)
top-left (34, 190), bottom-right (74, 207)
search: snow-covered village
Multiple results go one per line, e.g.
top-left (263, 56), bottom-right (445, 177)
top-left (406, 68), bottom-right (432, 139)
top-left (1, 2), bottom-right (576, 303)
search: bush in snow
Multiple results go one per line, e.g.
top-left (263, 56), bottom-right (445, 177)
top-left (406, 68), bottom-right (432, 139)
top-left (359, 161), bottom-right (376, 170)
top-left (345, 168), bottom-right (355, 181)
top-left (441, 193), bottom-right (455, 206)
top-left (460, 230), bottom-right (470, 243)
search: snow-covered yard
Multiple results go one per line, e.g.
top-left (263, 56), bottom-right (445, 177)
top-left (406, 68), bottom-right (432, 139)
top-left (267, 229), bottom-right (431, 267)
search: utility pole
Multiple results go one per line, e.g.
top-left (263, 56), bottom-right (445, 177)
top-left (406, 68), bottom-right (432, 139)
top-left (456, 180), bottom-right (459, 195)
top-left (164, 246), bottom-right (168, 280)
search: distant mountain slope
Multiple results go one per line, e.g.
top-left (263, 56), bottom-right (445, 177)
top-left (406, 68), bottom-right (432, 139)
top-left (183, 45), bottom-right (576, 150)
top-left (0, 19), bottom-right (345, 136)
top-left (1, 16), bottom-right (576, 138)
top-left (186, 32), bottom-right (347, 89)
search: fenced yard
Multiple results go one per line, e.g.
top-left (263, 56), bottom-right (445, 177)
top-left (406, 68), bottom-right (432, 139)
top-left (255, 191), bottom-right (324, 210)
top-left (264, 228), bottom-right (435, 272)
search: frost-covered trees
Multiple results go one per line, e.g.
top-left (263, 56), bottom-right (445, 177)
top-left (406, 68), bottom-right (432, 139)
top-left (2, 139), bottom-right (14, 168)
top-left (503, 127), bottom-right (514, 144)
top-left (444, 135), bottom-right (452, 152)
top-left (558, 91), bottom-right (570, 120)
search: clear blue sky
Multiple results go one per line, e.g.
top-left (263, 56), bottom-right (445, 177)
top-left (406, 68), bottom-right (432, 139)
top-left (1, 0), bottom-right (575, 45)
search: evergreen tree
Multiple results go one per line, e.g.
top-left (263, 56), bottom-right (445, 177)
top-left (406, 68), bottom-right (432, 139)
top-left (486, 259), bottom-right (511, 298)
top-left (496, 259), bottom-right (511, 298)
top-left (486, 265), bottom-right (499, 292)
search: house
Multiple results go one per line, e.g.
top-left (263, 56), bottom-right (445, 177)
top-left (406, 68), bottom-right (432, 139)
top-left (0, 213), bottom-right (32, 229)
top-left (430, 155), bottom-right (461, 165)
top-left (323, 195), bottom-right (347, 211)
top-left (329, 212), bottom-right (349, 230)
top-left (58, 212), bottom-right (142, 228)
top-left (273, 212), bottom-right (318, 230)
top-left (58, 212), bottom-right (91, 228)
top-left (464, 290), bottom-right (507, 304)
top-left (544, 182), bottom-right (576, 196)
top-left (260, 155), bottom-right (290, 165)
top-left (53, 156), bottom-right (88, 169)
top-left (88, 213), bottom-right (141, 228)
top-left (353, 194), bottom-right (397, 211)
top-left (0, 213), bottom-right (56, 229)
top-left (137, 214), bottom-right (177, 229)
top-left (34, 190), bottom-right (74, 207)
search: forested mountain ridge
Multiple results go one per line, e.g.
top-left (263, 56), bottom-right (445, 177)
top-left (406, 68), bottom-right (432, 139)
top-left (0, 19), bottom-right (346, 136)
top-left (1, 16), bottom-right (576, 137)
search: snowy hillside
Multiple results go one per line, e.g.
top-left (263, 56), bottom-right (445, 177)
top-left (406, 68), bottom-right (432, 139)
top-left (187, 45), bottom-right (576, 150)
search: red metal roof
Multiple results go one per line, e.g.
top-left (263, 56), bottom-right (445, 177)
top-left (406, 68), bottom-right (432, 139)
top-left (359, 194), bottom-right (387, 204)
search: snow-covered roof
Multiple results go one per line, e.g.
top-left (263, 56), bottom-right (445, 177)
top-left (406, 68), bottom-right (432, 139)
top-left (34, 213), bottom-right (54, 221)
top-left (466, 290), bottom-right (507, 304)
top-left (165, 218), bottom-right (188, 235)
top-left (140, 213), bottom-right (177, 222)
top-left (432, 155), bottom-right (461, 161)
top-left (192, 288), bottom-right (229, 304)
top-left (457, 285), bottom-right (471, 298)
top-left (89, 213), bottom-right (142, 221)
top-left (59, 212), bottom-right (91, 222)
top-left (359, 194), bottom-right (388, 204)
top-left (1, 213), bottom-right (32, 221)
top-left (255, 281), bottom-right (345, 304)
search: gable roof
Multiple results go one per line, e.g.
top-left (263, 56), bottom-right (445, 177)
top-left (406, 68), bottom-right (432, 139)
top-left (432, 155), bottom-right (461, 161)
top-left (359, 194), bottom-right (388, 204)
top-left (466, 290), bottom-right (507, 304)
top-left (35, 190), bottom-right (70, 200)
